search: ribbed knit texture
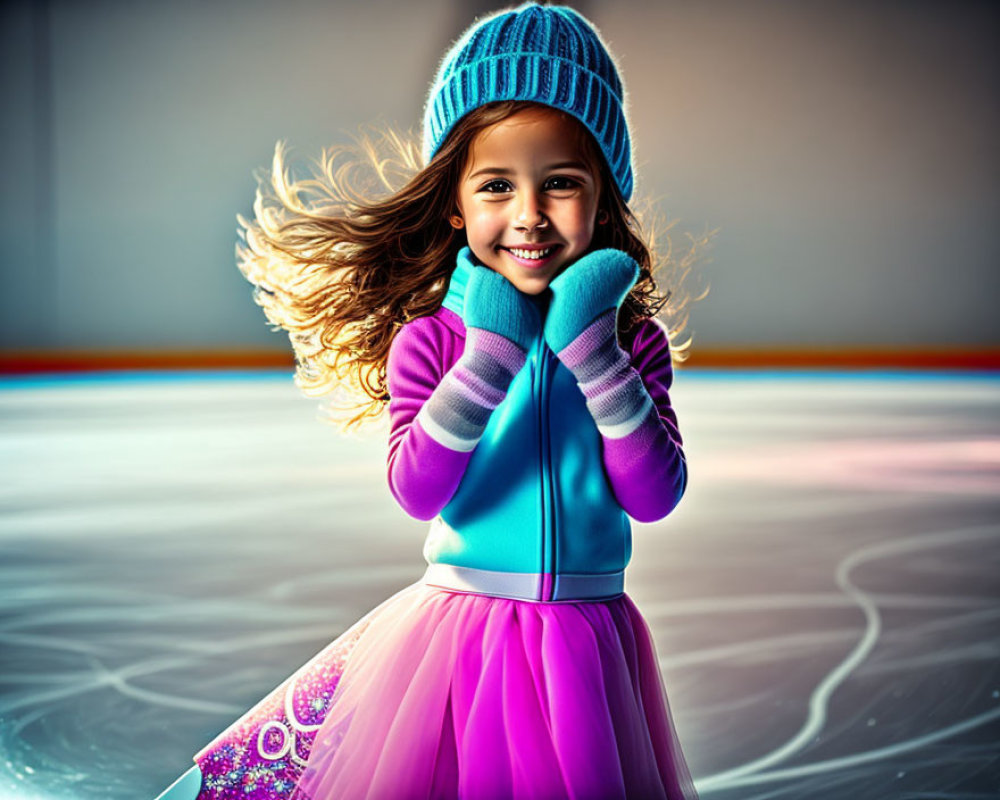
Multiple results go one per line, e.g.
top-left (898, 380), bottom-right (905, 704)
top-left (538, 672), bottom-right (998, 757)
top-left (423, 2), bottom-right (634, 200)
top-left (558, 309), bottom-right (654, 438)
top-left (416, 328), bottom-right (527, 452)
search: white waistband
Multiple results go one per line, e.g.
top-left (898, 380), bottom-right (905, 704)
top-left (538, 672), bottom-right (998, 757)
top-left (421, 562), bottom-right (624, 603)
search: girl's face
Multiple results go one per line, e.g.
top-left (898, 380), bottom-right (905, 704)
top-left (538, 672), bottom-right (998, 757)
top-left (453, 106), bottom-right (602, 296)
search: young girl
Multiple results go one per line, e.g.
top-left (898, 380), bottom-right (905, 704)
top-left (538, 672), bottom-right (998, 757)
top-left (157, 3), bottom-right (699, 798)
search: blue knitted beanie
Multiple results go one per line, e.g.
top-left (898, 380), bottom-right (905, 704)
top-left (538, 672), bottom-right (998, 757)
top-left (422, 2), bottom-right (634, 201)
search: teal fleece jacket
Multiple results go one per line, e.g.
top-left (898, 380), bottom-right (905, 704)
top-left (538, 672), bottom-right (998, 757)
top-left (386, 252), bottom-right (687, 602)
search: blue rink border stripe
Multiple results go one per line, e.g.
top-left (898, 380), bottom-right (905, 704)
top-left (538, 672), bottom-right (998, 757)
top-left (0, 369), bottom-right (294, 390)
top-left (0, 367), bottom-right (998, 391)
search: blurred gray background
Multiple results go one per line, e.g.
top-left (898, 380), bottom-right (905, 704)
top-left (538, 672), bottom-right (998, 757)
top-left (1, 0), bottom-right (998, 353)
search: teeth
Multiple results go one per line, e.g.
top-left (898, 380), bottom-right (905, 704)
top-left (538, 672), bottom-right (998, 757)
top-left (509, 247), bottom-right (553, 259)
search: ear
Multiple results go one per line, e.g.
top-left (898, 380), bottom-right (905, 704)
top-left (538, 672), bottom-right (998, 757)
top-left (597, 209), bottom-right (610, 225)
top-left (449, 214), bottom-right (465, 230)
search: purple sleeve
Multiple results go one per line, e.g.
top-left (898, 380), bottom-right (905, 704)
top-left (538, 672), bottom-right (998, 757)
top-left (385, 314), bottom-right (471, 521)
top-left (601, 318), bottom-right (687, 522)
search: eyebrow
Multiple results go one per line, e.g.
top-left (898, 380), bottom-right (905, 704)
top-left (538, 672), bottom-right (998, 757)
top-left (466, 161), bottom-right (592, 180)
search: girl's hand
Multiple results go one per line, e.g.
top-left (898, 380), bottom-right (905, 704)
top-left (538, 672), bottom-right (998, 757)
top-left (404, 248), bottom-right (538, 465)
top-left (542, 248), bottom-right (656, 449)
top-left (461, 251), bottom-right (540, 350)
top-left (543, 248), bottom-right (639, 354)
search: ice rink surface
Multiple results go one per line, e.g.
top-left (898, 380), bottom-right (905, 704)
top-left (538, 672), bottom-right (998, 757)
top-left (1, 370), bottom-right (998, 799)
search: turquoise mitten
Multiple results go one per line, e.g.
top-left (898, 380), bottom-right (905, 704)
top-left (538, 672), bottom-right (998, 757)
top-left (416, 247), bottom-right (539, 453)
top-left (544, 248), bottom-right (640, 354)
top-left (458, 247), bottom-right (540, 350)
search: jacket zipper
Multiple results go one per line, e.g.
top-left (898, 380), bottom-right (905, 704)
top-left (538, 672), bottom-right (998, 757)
top-left (536, 339), bottom-right (555, 601)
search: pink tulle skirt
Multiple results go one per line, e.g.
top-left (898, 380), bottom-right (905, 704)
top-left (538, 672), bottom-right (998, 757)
top-left (194, 581), bottom-right (698, 800)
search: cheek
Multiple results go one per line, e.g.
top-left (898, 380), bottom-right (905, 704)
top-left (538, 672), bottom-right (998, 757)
top-left (567, 207), bottom-right (598, 243)
top-left (466, 208), bottom-right (504, 240)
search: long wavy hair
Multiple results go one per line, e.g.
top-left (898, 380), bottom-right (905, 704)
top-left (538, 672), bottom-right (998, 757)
top-left (237, 100), bottom-right (711, 429)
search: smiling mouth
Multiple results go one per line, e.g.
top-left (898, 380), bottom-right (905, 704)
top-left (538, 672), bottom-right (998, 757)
top-left (502, 245), bottom-right (559, 260)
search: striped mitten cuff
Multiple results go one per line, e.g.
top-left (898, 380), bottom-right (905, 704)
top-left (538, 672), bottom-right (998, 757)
top-left (556, 309), bottom-right (655, 438)
top-left (415, 328), bottom-right (527, 452)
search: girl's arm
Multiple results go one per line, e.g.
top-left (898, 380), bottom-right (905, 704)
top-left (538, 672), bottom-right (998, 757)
top-left (599, 316), bottom-right (687, 523)
top-left (544, 249), bottom-right (687, 523)
top-left (386, 315), bottom-right (472, 521)
top-left (386, 261), bottom-right (538, 520)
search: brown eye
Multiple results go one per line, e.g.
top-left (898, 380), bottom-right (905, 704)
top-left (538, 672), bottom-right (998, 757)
top-left (544, 176), bottom-right (579, 191)
top-left (480, 179), bottom-right (513, 193)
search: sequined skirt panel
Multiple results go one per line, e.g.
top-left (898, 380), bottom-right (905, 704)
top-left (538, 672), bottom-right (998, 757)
top-left (192, 581), bottom-right (698, 800)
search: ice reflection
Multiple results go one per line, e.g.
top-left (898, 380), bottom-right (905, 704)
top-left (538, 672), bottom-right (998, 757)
top-left (0, 372), bottom-right (998, 798)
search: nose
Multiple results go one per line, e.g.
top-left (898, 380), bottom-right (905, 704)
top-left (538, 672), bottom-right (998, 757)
top-left (514, 189), bottom-right (548, 232)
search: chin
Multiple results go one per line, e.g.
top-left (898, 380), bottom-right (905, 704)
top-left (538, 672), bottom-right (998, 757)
top-left (515, 281), bottom-right (550, 296)
top-left (507, 273), bottom-right (555, 296)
